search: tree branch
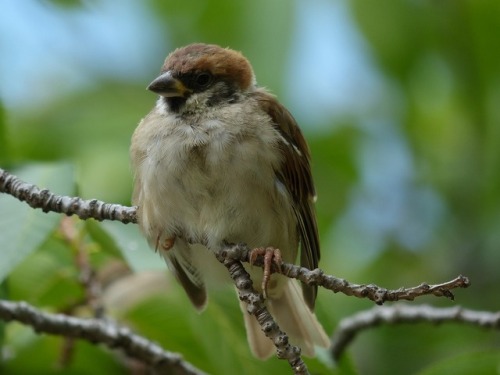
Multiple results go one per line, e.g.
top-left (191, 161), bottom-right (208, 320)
top-left (1, 167), bottom-right (470, 304)
top-left (0, 167), bottom-right (136, 223)
top-left (220, 244), bottom-right (470, 304)
top-left (0, 299), bottom-right (206, 375)
top-left (330, 304), bottom-right (500, 360)
top-left (216, 249), bottom-right (309, 375)
top-left (0, 166), bottom-right (473, 373)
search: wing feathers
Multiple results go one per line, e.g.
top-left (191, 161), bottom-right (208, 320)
top-left (254, 89), bottom-right (321, 310)
top-left (161, 239), bottom-right (207, 310)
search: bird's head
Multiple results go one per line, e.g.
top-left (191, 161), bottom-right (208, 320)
top-left (148, 43), bottom-right (256, 114)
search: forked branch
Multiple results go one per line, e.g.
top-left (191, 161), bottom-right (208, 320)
top-left (0, 167), bottom-right (473, 374)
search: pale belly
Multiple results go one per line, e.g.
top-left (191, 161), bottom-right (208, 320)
top-left (136, 133), bottom-right (297, 262)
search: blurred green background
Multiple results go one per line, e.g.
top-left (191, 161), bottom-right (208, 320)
top-left (1, 0), bottom-right (500, 374)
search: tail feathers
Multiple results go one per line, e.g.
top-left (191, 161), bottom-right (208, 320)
top-left (240, 305), bottom-right (275, 359)
top-left (269, 279), bottom-right (330, 356)
top-left (240, 279), bottom-right (329, 359)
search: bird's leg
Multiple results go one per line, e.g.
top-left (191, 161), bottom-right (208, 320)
top-left (155, 234), bottom-right (176, 252)
top-left (249, 247), bottom-right (283, 299)
top-left (162, 236), bottom-right (176, 251)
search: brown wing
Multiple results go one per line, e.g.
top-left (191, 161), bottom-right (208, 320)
top-left (162, 242), bottom-right (208, 311)
top-left (254, 89), bottom-right (320, 310)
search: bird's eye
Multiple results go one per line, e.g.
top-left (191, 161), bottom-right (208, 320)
top-left (195, 72), bottom-right (212, 88)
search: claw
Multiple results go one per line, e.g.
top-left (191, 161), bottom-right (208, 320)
top-left (162, 236), bottom-right (176, 251)
top-left (156, 234), bottom-right (176, 252)
top-left (249, 247), bottom-right (282, 298)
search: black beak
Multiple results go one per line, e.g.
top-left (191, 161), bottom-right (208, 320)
top-left (147, 71), bottom-right (190, 97)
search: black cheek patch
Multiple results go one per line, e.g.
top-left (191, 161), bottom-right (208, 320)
top-left (165, 96), bottom-right (188, 113)
top-left (206, 82), bottom-right (240, 107)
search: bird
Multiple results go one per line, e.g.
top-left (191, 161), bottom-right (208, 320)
top-left (130, 43), bottom-right (329, 358)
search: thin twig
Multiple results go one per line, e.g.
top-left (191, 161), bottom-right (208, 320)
top-left (58, 217), bottom-right (106, 368)
top-left (0, 167), bottom-right (136, 223)
top-left (221, 243), bottom-right (470, 304)
top-left (1, 166), bottom-right (475, 374)
top-left (330, 304), bottom-right (500, 360)
top-left (0, 299), bottom-right (206, 375)
top-left (2, 167), bottom-right (470, 305)
top-left (60, 217), bottom-right (105, 318)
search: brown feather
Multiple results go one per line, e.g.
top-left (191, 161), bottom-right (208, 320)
top-left (253, 89), bottom-right (320, 310)
top-left (167, 253), bottom-right (207, 310)
top-left (161, 43), bottom-right (254, 91)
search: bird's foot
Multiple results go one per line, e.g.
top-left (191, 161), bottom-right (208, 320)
top-left (249, 247), bottom-right (283, 299)
top-left (155, 234), bottom-right (176, 252)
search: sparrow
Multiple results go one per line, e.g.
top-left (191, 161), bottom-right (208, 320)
top-left (130, 43), bottom-right (329, 358)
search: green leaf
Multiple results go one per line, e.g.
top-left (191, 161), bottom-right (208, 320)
top-left (44, 0), bottom-right (85, 9)
top-left (0, 162), bottom-right (75, 281)
top-left (100, 221), bottom-right (164, 272)
top-left (417, 350), bottom-right (500, 375)
top-left (333, 354), bottom-right (360, 375)
top-left (0, 281), bottom-right (6, 360)
top-left (2, 330), bottom-right (126, 374)
top-left (85, 220), bottom-right (124, 259)
top-left (8, 236), bottom-right (83, 307)
top-left (0, 102), bottom-right (8, 164)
